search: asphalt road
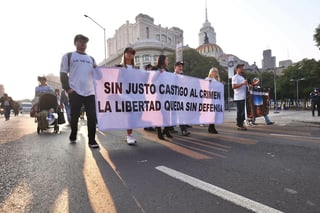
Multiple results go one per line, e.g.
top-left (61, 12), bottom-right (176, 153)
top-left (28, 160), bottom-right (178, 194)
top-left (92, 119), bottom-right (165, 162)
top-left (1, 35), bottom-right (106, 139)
top-left (0, 112), bottom-right (319, 213)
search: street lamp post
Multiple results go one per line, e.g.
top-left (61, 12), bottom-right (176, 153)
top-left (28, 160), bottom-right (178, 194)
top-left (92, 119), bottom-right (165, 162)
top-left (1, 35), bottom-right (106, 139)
top-left (290, 78), bottom-right (305, 110)
top-left (270, 66), bottom-right (285, 113)
top-left (84, 14), bottom-right (107, 66)
top-left (273, 68), bottom-right (279, 113)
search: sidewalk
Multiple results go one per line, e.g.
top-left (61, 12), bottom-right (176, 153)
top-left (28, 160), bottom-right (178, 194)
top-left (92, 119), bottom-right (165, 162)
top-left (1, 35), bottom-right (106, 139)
top-left (224, 109), bottom-right (320, 126)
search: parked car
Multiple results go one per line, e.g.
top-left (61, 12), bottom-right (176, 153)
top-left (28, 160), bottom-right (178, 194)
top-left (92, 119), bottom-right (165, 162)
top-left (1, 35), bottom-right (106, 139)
top-left (20, 102), bottom-right (33, 114)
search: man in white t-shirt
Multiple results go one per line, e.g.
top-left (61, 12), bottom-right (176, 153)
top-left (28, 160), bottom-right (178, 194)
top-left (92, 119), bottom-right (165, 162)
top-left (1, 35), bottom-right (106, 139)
top-left (232, 64), bottom-right (248, 130)
top-left (60, 34), bottom-right (99, 148)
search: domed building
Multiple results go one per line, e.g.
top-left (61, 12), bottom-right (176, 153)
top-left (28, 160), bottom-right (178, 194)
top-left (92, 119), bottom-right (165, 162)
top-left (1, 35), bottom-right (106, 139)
top-left (196, 34), bottom-right (224, 59)
top-left (196, 6), bottom-right (250, 71)
top-left (196, 8), bottom-right (224, 59)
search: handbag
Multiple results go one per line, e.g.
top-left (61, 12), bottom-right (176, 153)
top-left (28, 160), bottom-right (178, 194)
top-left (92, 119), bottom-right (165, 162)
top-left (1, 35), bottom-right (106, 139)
top-left (57, 109), bottom-right (66, 124)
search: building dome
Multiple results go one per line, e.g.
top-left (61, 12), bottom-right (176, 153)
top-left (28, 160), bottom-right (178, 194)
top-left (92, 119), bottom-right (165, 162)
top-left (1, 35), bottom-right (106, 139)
top-left (196, 43), bottom-right (224, 59)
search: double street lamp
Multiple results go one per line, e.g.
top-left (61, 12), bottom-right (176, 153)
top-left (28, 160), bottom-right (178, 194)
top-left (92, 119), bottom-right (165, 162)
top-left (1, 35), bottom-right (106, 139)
top-left (84, 14), bottom-right (107, 66)
top-left (290, 78), bottom-right (305, 109)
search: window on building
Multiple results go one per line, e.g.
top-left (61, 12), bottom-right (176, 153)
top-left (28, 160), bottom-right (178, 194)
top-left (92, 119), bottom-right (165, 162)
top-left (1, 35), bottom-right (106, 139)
top-left (143, 55), bottom-right (151, 62)
top-left (161, 35), bottom-right (167, 43)
top-left (146, 27), bottom-right (149, 39)
top-left (156, 34), bottom-right (160, 41)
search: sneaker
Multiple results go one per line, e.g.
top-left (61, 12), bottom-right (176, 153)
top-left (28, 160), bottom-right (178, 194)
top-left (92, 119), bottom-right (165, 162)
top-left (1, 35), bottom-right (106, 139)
top-left (266, 121), bottom-right (275, 125)
top-left (182, 130), bottom-right (191, 136)
top-left (89, 140), bottom-right (99, 148)
top-left (126, 135), bottom-right (136, 145)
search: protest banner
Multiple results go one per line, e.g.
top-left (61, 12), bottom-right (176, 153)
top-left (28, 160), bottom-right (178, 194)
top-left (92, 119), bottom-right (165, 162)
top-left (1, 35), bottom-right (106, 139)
top-left (94, 67), bottom-right (224, 130)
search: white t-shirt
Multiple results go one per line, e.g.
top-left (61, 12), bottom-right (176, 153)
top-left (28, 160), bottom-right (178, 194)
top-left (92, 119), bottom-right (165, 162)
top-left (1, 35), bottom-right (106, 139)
top-left (60, 52), bottom-right (96, 96)
top-left (232, 74), bottom-right (247, 101)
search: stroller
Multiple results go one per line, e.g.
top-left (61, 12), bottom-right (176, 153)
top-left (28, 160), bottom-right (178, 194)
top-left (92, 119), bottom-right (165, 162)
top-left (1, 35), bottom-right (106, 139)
top-left (36, 93), bottom-right (60, 134)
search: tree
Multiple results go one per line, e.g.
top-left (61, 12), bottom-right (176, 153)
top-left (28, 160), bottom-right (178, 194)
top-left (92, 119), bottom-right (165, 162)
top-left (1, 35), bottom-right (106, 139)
top-left (277, 59), bottom-right (320, 101)
top-left (168, 47), bottom-right (226, 80)
top-left (314, 24), bottom-right (320, 50)
top-left (167, 48), bottom-right (228, 99)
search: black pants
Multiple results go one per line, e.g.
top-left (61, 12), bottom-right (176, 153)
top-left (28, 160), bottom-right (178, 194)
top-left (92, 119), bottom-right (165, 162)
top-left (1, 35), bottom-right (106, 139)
top-left (311, 101), bottom-right (320, 116)
top-left (180, 125), bottom-right (188, 132)
top-left (69, 92), bottom-right (96, 141)
top-left (156, 127), bottom-right (170, 137)
top-left (235, 100), bottom-right (246, 127)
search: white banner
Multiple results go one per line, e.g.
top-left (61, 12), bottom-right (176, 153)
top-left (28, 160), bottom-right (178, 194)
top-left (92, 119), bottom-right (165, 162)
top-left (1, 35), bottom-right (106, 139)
top-left (94, 67), bottom-right (224, 130)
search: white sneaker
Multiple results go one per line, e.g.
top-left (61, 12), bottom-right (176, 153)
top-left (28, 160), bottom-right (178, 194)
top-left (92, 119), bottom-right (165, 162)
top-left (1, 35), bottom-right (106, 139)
top-left (126, 135), bottom-right (136, 145)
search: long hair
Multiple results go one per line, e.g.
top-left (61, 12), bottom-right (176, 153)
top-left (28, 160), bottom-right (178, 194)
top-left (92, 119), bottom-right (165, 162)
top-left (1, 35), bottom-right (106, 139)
top-left (155, 55), bottom-right (168, 71)
top-left (208, 67), bottom-right (220, 82)
top-left (120, 51), bottom-right (135, 68)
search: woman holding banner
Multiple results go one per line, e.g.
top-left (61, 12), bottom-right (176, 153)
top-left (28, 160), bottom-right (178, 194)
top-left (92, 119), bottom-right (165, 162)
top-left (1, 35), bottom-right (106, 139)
top-left (205, 67), bottom-right (220, 134)
top-left (152, 55), bottom-right (173, 140)
top-left (116, 47), bottom-right (138, 145)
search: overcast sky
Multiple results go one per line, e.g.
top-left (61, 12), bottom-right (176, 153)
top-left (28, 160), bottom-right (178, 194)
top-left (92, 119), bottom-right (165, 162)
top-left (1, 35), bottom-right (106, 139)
top-left (1, 0), bottom-right (319, 100)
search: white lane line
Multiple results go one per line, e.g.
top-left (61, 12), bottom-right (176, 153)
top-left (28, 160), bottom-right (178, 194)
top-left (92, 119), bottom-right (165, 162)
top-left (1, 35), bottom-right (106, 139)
top-left (270, 133), bottom-right (319, 140)
top-left (155, 166), bottom-right (283, 213)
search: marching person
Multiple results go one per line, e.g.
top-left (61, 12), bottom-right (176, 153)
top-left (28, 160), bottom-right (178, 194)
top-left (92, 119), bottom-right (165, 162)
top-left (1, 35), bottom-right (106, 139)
top-left (205, 67), bottom-right (220, 134)
top-left (232, 64), bottom-right (248, 130)
top-left (152, 55), bottom-right (173, 140)
top-left (0, 93), bottom-right (14, 121)
top-left (116, 47), bottom-right (138, 145)
top-left (174, 61), bottom-right (191, 136)
top-left (248, 77), bottom-right (274, 125)
top-left (60, 34), bottom-right (99, 148)
top-left (60, 89), bottom-right (71, 124)
top-left (35, 76), bottom-right (55, 101)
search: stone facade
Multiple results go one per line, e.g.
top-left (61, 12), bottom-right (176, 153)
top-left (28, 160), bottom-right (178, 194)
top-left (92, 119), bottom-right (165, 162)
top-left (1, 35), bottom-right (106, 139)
top-left (103, 13), bottom-right (183, 69)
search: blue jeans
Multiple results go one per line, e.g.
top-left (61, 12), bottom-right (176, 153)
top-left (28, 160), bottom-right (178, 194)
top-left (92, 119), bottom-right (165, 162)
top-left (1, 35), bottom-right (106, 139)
top-left (235, 100), bottom-right (245, 127)
top-left (64, 103), bottom-right (71, 123)
top-left (252, 115), bottom-right (271, 124)
top-left (4, 106), bottom-right (11, 120)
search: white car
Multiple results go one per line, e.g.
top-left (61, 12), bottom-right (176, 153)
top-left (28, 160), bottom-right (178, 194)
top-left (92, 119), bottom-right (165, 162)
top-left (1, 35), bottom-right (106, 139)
top-left (20, 102), bottom-right (33, 114)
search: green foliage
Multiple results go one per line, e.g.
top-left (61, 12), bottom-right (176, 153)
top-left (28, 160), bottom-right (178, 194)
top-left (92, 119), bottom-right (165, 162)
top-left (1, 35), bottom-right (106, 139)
top-left (277, 59), bottom-right (320, 100)
top-left (168, 48), bottom-right (226, 80)
top-left (167, 47), bottom-right (320, 102)
top-left (314, 24), bottom-right (320, 50)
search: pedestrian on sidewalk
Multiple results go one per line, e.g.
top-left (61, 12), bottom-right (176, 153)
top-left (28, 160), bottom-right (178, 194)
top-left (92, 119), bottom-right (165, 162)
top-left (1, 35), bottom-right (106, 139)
top-left (310, 87), bottom-right (320, 116)
top-left (60, 34), bottom-right (99, 148)
top-left (232, 64), bottom-right (248, 130)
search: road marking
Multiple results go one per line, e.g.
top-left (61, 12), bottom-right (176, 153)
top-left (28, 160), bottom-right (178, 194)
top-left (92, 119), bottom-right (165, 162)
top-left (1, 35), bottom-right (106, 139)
top-left (155, 166), bottom-right (283, 213)
top-left (270, 133), bottom-right (319, 140)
